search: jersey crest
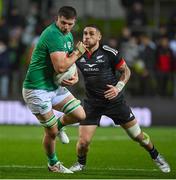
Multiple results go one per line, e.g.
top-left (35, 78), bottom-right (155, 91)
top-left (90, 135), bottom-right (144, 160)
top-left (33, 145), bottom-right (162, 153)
top-left (102, 45), bottom-right (118, 56)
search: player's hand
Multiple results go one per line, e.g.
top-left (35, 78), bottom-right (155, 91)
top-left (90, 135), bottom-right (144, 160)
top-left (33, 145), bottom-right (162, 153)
top-left (104, 85), bottom-right (119, 100)
top-left (75, 41), bottom-right (88, 58)
top-left (61, 72), bottom-right (78, 86)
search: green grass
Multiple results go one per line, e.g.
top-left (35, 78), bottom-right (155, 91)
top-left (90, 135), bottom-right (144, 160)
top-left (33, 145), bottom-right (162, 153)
top-left (0, 125), bottom-right (176, 179)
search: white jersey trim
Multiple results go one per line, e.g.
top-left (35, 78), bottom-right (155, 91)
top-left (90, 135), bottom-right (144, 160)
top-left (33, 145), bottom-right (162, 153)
top-left (102, 45), bottom-right (118, 56)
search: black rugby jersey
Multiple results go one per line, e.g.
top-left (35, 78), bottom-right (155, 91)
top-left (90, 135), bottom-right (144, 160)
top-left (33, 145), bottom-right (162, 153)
top-left (76, 45), bottom-right (125, 101)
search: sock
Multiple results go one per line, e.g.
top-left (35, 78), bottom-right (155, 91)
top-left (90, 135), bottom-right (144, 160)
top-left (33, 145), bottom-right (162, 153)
top-left (57, 117), bottom-right (64, 130)
top-left (148, 146), bottom-right (159, 159)
top-left (78, 155), bottom-right (86, 165)
top-left (48, 153), bottom-right (58, 166)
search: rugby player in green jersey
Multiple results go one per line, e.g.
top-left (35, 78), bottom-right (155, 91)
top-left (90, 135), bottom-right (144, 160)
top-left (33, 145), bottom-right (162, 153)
top-left (22, 6), bottom-right (87, 173)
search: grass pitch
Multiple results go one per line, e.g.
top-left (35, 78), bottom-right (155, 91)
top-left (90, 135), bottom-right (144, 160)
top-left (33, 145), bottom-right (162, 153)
top-left (0, 125), bottom-right (176, 179)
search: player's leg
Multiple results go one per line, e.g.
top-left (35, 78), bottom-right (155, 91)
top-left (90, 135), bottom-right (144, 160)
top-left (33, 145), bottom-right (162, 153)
top-left (121, 119), bottom-right (171, 173)
top-left (53, 94), bottom-right (86, 125)
top-left (69, 98), bottom-right (101, 171)
top-left (108, 100), bottom-right (170, 173)
top-left (70, 125), bottom-right (97, 172)
top-left (52, 87), bottom-right (86, 144)
top-left (35, 112), bottom-right (73, 173)
top-left (22, 88), bottom-right (73, 173)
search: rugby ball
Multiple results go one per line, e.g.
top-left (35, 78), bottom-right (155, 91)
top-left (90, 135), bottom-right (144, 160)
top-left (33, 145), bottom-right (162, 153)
top-left (54, 63), bottom-right (77, 85)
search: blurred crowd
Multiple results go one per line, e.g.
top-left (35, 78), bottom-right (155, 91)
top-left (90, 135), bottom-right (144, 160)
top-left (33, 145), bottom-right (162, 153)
top-left (0, 0), bottom-right (176, 99)
top-left (107, 1), bottom-right (176, 98)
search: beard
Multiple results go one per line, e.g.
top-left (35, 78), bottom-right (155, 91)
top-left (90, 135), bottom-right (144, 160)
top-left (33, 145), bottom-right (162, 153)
top-left (62, 30), bottom-right (68, 34)
top-left (84, 41), bottom-right (96, 49)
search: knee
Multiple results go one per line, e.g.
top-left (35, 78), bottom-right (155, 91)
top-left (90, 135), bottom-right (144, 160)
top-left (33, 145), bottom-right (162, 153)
top-left (45, 128), bottom-right (58, 139)
top-left (74, 106), bottom-right (86, 122)
top-left (78, 138), bottom-right (90, 150)
top-left (77, 110), bottom-right (86, 122)
top-left (125, 124), bottom-right (150, 146)
top-left (125, 123), bottom-right (141, 141)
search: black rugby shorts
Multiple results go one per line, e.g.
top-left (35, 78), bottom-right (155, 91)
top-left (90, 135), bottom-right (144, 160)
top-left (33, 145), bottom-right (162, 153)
top-left (80, 99), bottom-right (135, 126)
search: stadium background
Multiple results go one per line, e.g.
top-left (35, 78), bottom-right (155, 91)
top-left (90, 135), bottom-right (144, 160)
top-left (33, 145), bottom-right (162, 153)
top-left (0, 0), bottom-right (176, 126)
top-left (0, 0), bottom-right (176, 179)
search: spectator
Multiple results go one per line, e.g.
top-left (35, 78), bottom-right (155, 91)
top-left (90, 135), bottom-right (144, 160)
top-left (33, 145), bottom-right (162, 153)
top-left (126, 1), bottom-right (148, 35)
top-left (153, 24), bottom-right (168, 44)
top-left (169, 33), bottom-right (176, 97)
top-left (0, 40), bottom-right (11, 98)
top-left (0, 16), bottom-right (9, 44)
top-left (7, 7), bottom-right (24, 28)
top-left (22, 2), bottom-right (41, 45)
top-left (120, 35), bottom-right (140, 95)
top-left (155, 35), bottom-right (174, 96)
top-left (167, 11), bottom-right (176, 39)
top-left (121, 0), bottom-right (144, 8)
top-left (118, 26), bottom-right (131, 48)
top-left (107, 37), bottom-right (118, 49)
top-left (138, 33), bottom-right (157, 96)
top-left (9, 26), bottom-right (25, 97)
top-left (120, 35), bottom-right (139, 67)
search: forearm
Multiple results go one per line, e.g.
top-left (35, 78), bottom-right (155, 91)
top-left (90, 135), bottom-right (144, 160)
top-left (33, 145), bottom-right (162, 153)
top-left (52, 42), bottom-right (86, 73)
top-left (119, 64), bottom-right (131, 84)
top-left (64, 50), bottom-right (81, 67)
top-left (116, 63), bottom-right (131, 92)
top-left (62, 49), bottom-right (84, 69)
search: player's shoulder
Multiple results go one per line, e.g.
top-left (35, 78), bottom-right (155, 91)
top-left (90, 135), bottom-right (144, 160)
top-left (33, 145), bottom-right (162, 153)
top-left (41, 23), bottom-right (61, 37)
top-left (100, 45), bottom-right (119, 56)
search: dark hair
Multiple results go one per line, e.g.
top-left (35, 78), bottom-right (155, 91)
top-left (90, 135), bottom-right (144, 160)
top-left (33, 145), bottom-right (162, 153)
top-left (84, 24), bottom-right (101, 33)
top-left (58, 6), bottom-right (77, 19)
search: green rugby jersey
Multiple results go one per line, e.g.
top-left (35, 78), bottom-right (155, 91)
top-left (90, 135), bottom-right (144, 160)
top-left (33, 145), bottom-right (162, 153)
top-left (23, 23), bottom-right (74, 90)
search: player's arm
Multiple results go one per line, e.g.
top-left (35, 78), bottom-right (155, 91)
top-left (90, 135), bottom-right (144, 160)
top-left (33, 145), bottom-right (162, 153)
top-left (116, 59), bottom-right (131, 91)
top-left (50, 42), bottom-right (87, 73)
top-left (104, 59), bottom-right (131, 100)
top-left (61, 68), bottom-right (79, 86)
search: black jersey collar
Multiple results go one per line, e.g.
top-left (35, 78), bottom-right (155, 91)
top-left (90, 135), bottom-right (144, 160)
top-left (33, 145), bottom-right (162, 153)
top-left (85, 45), bottom-right (102, 59)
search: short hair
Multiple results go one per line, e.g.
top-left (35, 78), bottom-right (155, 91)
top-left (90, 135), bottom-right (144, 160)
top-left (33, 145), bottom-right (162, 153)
top-left (58, 6), bottom-right (77, 19)
top-left (84, 24), bottom-right (102, 34)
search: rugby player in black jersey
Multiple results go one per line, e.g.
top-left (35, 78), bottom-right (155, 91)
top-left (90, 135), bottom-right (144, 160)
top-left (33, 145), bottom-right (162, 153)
top-left (69, 24), bottom-right (170, 173)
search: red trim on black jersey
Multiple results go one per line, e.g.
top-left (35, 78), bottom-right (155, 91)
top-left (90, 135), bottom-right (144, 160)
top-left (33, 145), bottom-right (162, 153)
top-left (86, 52), bottom-right (92, 59)
top-left (115, 58), bottom-right (125, 69)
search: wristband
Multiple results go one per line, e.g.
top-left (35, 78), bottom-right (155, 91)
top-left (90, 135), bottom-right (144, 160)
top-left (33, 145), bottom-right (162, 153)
top-left (115, 81), bottom-right (125, 92)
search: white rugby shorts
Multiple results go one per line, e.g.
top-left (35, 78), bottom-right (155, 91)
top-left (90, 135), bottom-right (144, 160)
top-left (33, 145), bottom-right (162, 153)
top-left (22, 87), bottom-right (71, 115)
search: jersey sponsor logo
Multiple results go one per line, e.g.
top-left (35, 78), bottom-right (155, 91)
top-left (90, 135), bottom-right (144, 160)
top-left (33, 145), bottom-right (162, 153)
top-left (79, 57), bottom-right (86, 62)
top-left (67, 41), bottom-right (72, 49)
top-left (103, 45), bottom-right (118, 56)
top-left (84, 64), bottom-right (99, 71)
top-left (84, 67), bottom-right (99, 72)
top-left (96, 59), bottom-right (105, 63)
top-left (96, 55), bottom-right (104, 59)
top-left (85, 64), bottom-right (97, 67)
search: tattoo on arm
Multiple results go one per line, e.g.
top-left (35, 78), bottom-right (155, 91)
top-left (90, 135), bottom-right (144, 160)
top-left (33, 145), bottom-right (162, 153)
top-left (118, 63), bottom-right (131, 84)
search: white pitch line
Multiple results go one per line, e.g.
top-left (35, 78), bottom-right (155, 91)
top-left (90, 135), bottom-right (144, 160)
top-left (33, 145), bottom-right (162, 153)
top-left (0, 165), bottom-right (158, 172)
top-left (0, 165), bottom-right (45, 169)
top-left (0, 135), bottom-right (130, 141)
top-left (88, 167), bottom-right (158, 172)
